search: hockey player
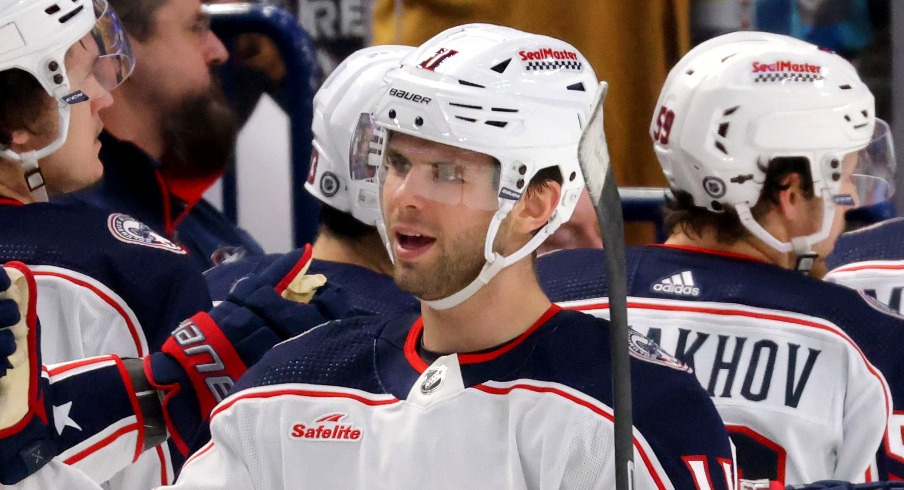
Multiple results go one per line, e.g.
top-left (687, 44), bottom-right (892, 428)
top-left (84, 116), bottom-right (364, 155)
top-left (822, 120), bottom-right (902, 313)
top-left (541, 32), bottom-right (898, 485)
top-left (205, 44), bottom-right (419, 316)
top-left (0, 0), bottom-right (217, 486)
top-left (160, 24), bottom-right (736, 489)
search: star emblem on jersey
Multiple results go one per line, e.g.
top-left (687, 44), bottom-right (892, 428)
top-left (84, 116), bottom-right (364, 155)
top-left (53, 401), bottom-right (83, 434)
top-left (420, 365), bottom-right (447, 395)
top-left (107, 213), bottom-right (186, 254)
top-left (651, 271), bottom-right (701, 297)
top-left (290, 413), bottom-right (363, 442)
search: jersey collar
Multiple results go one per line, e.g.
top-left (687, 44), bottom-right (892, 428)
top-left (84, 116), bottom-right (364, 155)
top-left (403, 304), bottom-right (562, 372)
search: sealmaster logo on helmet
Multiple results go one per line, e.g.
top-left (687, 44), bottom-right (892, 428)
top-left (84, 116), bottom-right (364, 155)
top-left (519, 47), bottom-right (583, 72)
top-left (752, 60), bottom-right (824, 82)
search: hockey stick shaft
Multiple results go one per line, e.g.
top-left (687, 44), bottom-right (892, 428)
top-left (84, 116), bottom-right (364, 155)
top-left (596, 169), bottom-right (634, 490)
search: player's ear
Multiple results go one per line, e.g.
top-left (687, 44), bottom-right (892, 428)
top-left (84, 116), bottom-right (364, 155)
top-left (515, 179), bottom-right (562, 235)
top-left (775, 172), bottom-right (808, 222)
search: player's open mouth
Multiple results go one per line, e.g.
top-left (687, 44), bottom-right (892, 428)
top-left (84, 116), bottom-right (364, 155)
top-left (395, 232), bottom-right (436, 259)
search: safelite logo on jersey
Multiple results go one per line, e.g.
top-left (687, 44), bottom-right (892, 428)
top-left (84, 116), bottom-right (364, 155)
top-left (290, 413), bottom-right (363, 442)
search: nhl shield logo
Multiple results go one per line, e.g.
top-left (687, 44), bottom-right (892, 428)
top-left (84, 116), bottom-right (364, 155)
top-left (107, 213), bottom-right (186, 254)
top-left (420, 365), bottom-right (447, 394)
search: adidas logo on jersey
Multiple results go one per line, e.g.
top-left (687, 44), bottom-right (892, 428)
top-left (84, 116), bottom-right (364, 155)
top-left (651, 271), bottom-right (700, 297)
top-left (290, 413), bottom-right (362, 442)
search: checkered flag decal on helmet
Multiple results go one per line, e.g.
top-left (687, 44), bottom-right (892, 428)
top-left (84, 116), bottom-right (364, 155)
top-left (526, 60), bottom-right (583, 71)
top-left (754, 73), bottom-right (824, 83)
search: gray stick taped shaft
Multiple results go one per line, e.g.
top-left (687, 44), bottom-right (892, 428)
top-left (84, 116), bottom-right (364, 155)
top-left (597, 170), bottom-right (634, 490)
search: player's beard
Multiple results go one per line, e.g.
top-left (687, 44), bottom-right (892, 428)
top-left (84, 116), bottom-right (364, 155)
top-left (159, 83), bottom-right (238, 179)
top-left (392, 224), bottom-right (488, 302)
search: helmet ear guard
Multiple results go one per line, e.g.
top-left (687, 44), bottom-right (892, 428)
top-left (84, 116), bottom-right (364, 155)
top-left (371, 23), bottom-right (599, 309)
top-left (651, 31), bottom-right (881, 271)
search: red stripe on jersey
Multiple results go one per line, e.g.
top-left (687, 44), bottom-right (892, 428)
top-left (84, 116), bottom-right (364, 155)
top-left (831, 262), bottom-right (904, 273)
top-left (47, 355), bottom-right (118, 376)
top-left (403, 304), bottom-right (563, 372)
top-left (113, 356), bottom-right (145, 464)
top-left (210, 387), bottom-right (400, 420)
top-left (475, 383), bottom-right (667, 490)
top-left (33, 270), bottom-right (146, 356)
top-left (64, 422), bottom-right (141, 465)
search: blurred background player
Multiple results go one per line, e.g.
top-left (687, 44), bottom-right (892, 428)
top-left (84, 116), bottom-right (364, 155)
top-left (59, 0), bottom-right (265, 270)
top-left (0, 0), bottom-right (215, 487)
top-left (540, 31), bottom-right (897, 485)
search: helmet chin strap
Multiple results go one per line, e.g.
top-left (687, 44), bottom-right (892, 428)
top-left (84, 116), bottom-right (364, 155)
top-left (0, 106), bottom-right (70, 203)
top-left (422, 205), bottom-right (564, 311)
top-left (735, 189), bottom-right (835, 274)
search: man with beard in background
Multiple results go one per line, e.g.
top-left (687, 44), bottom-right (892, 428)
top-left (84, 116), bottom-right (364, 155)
top-left (60, 0), bottom-right (265, 269)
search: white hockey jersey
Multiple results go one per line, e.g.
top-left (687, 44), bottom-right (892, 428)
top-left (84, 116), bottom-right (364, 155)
top-left (540, 245), bottom-right (892, 485)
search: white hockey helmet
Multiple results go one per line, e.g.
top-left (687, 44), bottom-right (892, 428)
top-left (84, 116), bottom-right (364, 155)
top-left (652, 31), bottom-right (876, 266)
top-left (0, 0), bottom-right (134, 200)
top-left (370, 23), bottom-right (599, 309)
top-left (304, 44), bottom-right (413, 227)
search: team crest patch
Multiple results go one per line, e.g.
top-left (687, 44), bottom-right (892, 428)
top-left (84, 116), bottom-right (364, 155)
top-left (107, 213), bottom-right (186, 254)
top-left (627, 329), bottom-right (691, 372)
top-left (290, 413), bottom-right (363, 442)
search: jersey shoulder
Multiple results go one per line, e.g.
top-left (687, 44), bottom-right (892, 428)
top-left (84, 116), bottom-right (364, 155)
top-left (233, 313), bottom-right (413, 394)
top-left (828, 217), bottom-right (904, 269)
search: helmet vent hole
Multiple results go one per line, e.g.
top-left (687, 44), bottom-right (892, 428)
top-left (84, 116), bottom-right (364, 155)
top-left (844, 115), bottom-right (851, 122)
top-left (388, 109), bottom-right (396, 119)
top-left (45, 5), bottom-right (61, 14)
top-left (485, 121), bottom-right (508, 128)
top-left (862, 110), bottom-right (869, 117)
top-left (458, 80), bottom-right (485, 88)
top-left (58, 5), bottom-right (84, 23)
top-left (714, 141), bottom-right (728, 155)
top-left (567, 82), bottom-right (586, 91)
top-left (490, 59), bottom-right (512, 73)
top-left (455, 116), bottom-right (477, 123)
top-left (718, 123), bottom-right (729, 138)
top-left (491, 107), bottom-right (518, 113)
top-left (723, 106), bottom-right (739, 116)
top-left (415, 117), bottom-right (424, 126)
top-left (839, 84), bottom-right (852, 90)
top-left (569, 171), bottom-right (577, 181)
top-left (449, 102), bottom-right (482, 110)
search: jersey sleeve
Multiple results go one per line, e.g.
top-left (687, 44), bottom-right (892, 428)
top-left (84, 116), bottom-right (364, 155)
top-left (631, 357), bottom-right (737, 490)
top-left (4, 460), bottom-right (104, 490)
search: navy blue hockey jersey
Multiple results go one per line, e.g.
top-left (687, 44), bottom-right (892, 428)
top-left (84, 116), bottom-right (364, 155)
top-left (539, 245), bottom-right (899, 483)
top-left (0, 198), bottom-right (212, 487)
top-left (825, 218), bottom-right (904, 315)
top-left (165, 306), bottom-right (736, 489)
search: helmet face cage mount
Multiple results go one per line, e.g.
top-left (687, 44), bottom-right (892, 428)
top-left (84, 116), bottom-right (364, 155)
top-left (371, 24), bottom-right (598, 309)
top-left (651, 32), bottom-right (877, 268)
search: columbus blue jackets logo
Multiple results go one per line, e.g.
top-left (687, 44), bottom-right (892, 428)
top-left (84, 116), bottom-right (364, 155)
top-left (107, 213), bottom-right (186, 254)
top-left (627, 329), bottom-right (691, 372)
